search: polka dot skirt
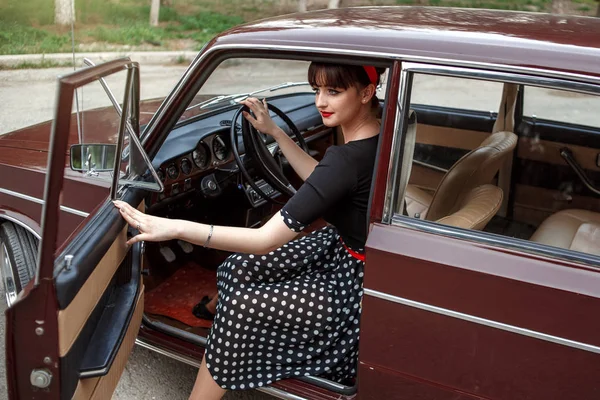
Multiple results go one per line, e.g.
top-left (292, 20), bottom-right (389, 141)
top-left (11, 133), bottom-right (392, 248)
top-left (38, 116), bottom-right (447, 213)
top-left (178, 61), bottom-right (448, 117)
top-left (205, 220), bottom-right (364, 390)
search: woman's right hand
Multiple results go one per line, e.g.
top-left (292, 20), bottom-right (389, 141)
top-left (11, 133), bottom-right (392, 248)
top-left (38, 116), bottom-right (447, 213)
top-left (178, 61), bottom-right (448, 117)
top-left (113, 200), bottom-right (180, 245)
top-left (239, 97), bottom-right (282, 138)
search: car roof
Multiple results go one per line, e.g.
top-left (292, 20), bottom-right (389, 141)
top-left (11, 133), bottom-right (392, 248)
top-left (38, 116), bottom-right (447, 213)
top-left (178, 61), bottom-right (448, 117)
top-left (212, 6), bottom-right (600, 78)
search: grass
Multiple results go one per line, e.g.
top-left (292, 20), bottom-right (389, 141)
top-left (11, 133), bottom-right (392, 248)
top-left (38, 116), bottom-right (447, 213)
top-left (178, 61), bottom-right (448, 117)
top-left (0, 0), bottom-right (599, 55)
top-left (0, 59), bottom-right (71, 70)
top-left (0, 0), bottom-right (249, 54)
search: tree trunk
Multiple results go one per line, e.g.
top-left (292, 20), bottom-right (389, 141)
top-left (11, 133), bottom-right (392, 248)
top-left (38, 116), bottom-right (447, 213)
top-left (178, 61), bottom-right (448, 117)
top-left (150, 0), bottom-right (160, 27)
top-left (298, 0), bottom-right (308, 12)
top-left (55, 0), bottom-right (75, 26)
top-left (551, 0), bottom-right (568, 14)
top-left (596, 1), bottom-right (600, 17)
top-left (328, 0), bottom-right (341, 8)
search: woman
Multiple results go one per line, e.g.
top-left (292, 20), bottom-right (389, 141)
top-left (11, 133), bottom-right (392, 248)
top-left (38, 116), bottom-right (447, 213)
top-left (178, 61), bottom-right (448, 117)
top-left (114, 62), bottom-right (383, 399)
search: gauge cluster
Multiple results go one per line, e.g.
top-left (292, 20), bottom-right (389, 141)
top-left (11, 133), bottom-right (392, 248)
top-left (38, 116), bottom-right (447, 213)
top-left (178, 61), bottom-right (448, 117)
top-left (154, 132), bottom-right (233, 202)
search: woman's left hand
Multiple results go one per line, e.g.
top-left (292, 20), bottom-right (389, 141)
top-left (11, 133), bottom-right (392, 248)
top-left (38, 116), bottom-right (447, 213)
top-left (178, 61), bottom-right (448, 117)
top-left (113, 200), bottom-right (180, 245)
top-left (239, 97), bottom-right (281, 138)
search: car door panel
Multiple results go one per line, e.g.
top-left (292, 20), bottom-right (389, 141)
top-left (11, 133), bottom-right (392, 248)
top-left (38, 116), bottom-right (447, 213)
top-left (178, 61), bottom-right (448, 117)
top-left (514, 118), bottom-right (600, 226)
top-left (360, 222), bottom-right (600, 399)
top-left (72, 290), bottom-right (143, 399)
top-left (358, 359), bottom-right (484, 400)
top-left (5, 59), bottom-right (143, 400)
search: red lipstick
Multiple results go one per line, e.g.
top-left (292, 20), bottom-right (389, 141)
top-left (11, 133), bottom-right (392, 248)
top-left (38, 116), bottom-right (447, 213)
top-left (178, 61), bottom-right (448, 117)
top-left (321, 112), bottom-right (333, 118)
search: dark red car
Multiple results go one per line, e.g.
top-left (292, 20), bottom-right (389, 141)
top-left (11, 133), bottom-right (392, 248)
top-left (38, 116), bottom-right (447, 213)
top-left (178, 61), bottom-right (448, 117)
top-left (1, 6), bottom-right (600, 400)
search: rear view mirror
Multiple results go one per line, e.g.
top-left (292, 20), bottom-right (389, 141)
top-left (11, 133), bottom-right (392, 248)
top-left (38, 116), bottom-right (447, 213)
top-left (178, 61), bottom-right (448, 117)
top-left (70, 144), bottom-right (117, 173)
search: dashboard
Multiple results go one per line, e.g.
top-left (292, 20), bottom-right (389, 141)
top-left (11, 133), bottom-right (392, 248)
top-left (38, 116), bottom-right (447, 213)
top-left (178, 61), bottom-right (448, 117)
top-left (148, 93), bottom-right (326, 207)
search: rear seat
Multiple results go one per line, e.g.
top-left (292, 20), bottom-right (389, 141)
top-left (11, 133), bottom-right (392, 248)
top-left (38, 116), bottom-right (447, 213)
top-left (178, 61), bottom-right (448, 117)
top-left (530, 209), bottom-right (600, 256)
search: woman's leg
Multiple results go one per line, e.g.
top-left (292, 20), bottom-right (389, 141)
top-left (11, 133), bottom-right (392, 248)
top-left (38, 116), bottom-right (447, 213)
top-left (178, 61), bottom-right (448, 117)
top-left (188, 356), bottom-right (226, 400)
top-left (206, 291), bottom-right (219, 314)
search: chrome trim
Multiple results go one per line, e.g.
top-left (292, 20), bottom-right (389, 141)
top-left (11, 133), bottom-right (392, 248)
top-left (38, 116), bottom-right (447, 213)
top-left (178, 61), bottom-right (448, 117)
top-left (0, 188), bottom-right (89, 218)
top-left (135, 338), bottom-right (310, 400)
top-left (364, 288), bottom-right (600, 355)
top-left (79, 367), bottom-right (108, 379)
top-left (412, 159), bottom-right (448, 174)
top-left (0, 242), bottom-right (18, 307)
top-left (401, 62), bottom-right (600, 96)
top-left (135, 339), bottom-right (201, 368)
top-left (256, 387), bottom-right (309, 400)
top-left (0, 215), bottom-right (41, 240)
top-left (382, 67), bottom-right (410, 224)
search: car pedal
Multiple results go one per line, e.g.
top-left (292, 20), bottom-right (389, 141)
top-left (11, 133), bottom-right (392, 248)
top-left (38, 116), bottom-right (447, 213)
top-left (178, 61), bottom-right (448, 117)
top-left (160, 246), bottom-right (176, 263)
top-left (177, 240), bottom-right (194, 254)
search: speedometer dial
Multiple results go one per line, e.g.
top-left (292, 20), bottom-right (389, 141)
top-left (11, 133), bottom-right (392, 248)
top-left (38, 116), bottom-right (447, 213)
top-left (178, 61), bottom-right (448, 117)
top-left (166, 163), bottom-right (179, 180)
top-left (192, 142), bottom-right (210, 169)
top-left (180, 158), bottom-right (192, 175)
top-left (212, 135), bottom-right (230, 161)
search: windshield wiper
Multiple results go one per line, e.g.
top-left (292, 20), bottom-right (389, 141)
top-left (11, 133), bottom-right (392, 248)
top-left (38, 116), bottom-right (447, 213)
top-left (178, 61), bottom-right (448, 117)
top-left (185, 81), bottom-right (310, 112)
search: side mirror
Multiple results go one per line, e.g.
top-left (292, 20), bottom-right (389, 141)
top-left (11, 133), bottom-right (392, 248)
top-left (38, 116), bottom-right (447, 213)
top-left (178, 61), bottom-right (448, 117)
top-left (70, 144), bottom-right (117, 173)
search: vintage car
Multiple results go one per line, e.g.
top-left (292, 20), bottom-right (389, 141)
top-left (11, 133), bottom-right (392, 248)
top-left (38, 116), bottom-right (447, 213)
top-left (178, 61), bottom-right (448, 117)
top-left (1, 6), bottom-right (600, 400)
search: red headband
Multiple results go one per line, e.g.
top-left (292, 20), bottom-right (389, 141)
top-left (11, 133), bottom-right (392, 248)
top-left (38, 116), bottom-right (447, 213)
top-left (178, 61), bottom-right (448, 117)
top-left (363, 66), bottom-right (378, 85)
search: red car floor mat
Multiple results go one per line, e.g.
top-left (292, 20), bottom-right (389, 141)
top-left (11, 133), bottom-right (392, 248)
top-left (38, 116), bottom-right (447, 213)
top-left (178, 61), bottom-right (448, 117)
top-left (144, 263), bottom-right (217, 328)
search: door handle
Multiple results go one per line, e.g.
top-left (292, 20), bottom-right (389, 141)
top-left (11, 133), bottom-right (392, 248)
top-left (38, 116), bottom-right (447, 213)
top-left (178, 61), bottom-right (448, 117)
top-left (560, 147), bottom-right (600, 196)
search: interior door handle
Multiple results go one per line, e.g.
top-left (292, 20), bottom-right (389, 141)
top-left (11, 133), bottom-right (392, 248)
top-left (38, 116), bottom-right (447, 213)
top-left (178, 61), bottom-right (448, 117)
top-left (560, 147), bottom-right (600, 196)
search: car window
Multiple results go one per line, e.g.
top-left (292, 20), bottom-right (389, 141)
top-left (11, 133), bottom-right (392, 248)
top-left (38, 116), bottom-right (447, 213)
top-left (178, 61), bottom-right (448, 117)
top-left (177, 58), bottom-right (390, 125)
top-left (411, 74), bottom-right (503, 113)
top-left (392, 70), bottom-right (600, 263)
top-left (523, 86), bottom-right (600, 128)
top-left (178, 58), bottom-right (313, 124)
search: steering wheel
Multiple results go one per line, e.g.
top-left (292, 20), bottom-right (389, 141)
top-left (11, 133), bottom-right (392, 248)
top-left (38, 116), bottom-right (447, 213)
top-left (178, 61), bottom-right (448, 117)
top-left (230, 103), bottom-right (309, 202)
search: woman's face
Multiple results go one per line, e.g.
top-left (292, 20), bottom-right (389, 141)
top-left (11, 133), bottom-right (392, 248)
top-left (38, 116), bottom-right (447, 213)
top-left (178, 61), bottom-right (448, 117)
top-left (312, 83), bottom-right (366, 128)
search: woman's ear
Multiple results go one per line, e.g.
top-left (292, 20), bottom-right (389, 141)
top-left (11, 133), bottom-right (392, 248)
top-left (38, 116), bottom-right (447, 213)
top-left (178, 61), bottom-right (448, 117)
top-left (361, 84), bottom-right (376, 104)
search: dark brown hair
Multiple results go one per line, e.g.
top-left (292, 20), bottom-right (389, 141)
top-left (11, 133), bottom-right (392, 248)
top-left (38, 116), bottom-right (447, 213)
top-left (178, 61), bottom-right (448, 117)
top-left (307, 62), bottom-right (384, 109)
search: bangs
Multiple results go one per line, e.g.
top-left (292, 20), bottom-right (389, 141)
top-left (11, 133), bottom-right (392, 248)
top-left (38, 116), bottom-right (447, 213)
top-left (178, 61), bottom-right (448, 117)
top-left (308, 62), bottom-right (370, 89)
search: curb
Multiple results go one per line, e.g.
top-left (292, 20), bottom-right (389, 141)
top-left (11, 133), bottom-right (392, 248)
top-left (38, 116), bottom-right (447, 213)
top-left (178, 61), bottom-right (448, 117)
top-left (0, 51), bottom-right (198, 68)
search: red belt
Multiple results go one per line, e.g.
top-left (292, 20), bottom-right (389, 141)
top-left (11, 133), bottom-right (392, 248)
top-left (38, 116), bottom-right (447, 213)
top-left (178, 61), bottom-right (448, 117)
top-left (341, 238), bottom-right (365, 262)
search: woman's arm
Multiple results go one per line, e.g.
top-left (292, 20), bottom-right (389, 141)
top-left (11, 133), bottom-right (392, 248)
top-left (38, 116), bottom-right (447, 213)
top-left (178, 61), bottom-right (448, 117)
top-left (240, 97), bottom-right (318, 181)
top-left (270, 126), bottom-right (318, 181)
top-left (114, 200), bottom-right (298, 255)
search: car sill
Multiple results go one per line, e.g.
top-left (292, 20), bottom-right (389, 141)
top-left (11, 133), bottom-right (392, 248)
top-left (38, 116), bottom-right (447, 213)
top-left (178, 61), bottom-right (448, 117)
top-left (135, 338), bottom-right (309, 400)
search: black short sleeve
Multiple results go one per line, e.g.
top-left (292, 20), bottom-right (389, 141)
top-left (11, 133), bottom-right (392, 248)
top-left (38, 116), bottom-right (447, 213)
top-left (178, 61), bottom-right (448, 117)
top-left (281, 146), bottom-right (356, 231)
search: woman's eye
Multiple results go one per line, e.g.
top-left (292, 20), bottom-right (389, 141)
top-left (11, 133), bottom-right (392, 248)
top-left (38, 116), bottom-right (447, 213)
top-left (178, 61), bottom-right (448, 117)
top-left (328, 89), bottom-right (339, 95)
top-left (312, 88), bottom-right (320, 94)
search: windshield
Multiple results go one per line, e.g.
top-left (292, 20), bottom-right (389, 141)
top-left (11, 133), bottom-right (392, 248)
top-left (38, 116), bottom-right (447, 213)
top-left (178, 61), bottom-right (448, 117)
top-left (177, 58), bottom-right (313, 124)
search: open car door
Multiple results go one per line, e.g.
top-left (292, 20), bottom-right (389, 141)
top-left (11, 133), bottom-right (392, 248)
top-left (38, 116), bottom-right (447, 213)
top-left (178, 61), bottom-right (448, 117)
top-left (5, 59), bottom-right (158, 399)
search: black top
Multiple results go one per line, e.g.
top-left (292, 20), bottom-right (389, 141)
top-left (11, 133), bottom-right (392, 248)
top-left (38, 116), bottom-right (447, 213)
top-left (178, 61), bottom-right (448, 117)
top-left (282, 135), bottom-right (379, 250)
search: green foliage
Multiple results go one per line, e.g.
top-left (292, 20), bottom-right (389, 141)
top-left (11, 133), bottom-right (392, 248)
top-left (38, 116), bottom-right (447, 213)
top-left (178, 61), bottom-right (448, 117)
top-left (177, 12), bottom-right (244, 33)
top-left (88, 24), bottom-right (165, 46)
top-left (0, 0), bottom-right (54, 25)
top-left (0, 21), bottom-right (70, 54)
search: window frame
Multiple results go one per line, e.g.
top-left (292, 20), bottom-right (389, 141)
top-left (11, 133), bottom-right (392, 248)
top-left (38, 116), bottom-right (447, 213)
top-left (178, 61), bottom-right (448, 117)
top-left (383, 61), bottom-right (600, 270)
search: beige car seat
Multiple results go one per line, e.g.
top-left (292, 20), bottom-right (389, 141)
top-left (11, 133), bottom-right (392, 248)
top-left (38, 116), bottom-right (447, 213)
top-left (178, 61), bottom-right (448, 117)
top-left (405, 130), bottom-right (518, 222)
top-left (530, 209), bottom-right (600, 256)
top-left (436, 184), bottom-right (503, 230)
